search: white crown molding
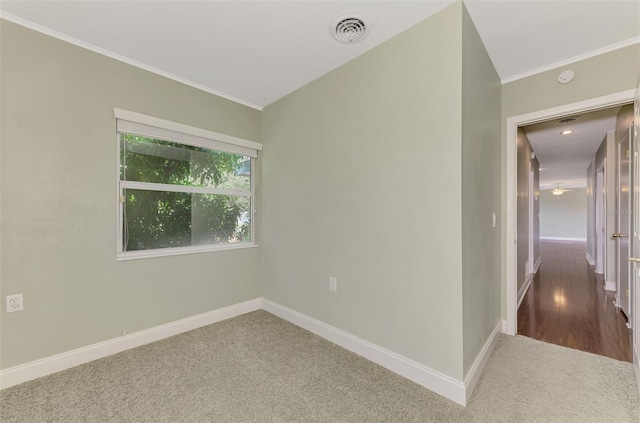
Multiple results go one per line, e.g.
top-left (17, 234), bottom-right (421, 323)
top-left (262, 299), bottom-right (468, 405)
top-left (0, 298), bottom-right (262, 390)
top-left (0, 13), bottom-right (263, 111)
top-left (501, 37), bottom-right (640, 85)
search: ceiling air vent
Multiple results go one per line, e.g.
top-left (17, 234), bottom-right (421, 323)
top-left (558, 116), bottom-right (579, 125)
top-left (331, 13), bottom-right (370, 44)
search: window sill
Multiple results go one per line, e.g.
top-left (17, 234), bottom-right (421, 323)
top-left (117, 243), bottom-right (258, 261)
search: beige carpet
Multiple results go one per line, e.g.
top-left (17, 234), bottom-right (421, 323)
top-left (1, 310), bottom-right (638, 422)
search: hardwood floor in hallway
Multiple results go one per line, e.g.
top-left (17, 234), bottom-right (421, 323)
top-left (517, 240), bottom-right (632, 362)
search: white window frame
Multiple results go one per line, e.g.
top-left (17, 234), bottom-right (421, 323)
top-left (114, 108), bottom-right (262, 261)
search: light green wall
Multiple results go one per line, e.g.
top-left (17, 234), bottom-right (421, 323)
top-left (261, 3), bottom-right (465, 380)
top-left (4, 0), bottom-right (631, 382)
top-left (460, 4), bottom-right (501, 377)
top-left (0, 21), bottom-right (262, 369)
top-left (540, 188), bottom-right (587, 239)
top-left (501, 43), bottom-right (640, 318)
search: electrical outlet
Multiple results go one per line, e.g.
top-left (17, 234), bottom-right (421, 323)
top-left (329, 277), bottom-right (337, 293)
top-left (6, 294), bottom-right (24, 313)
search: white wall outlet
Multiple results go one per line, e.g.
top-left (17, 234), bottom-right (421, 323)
top-left (329, 277), bottom-right (337, 293)
top-left (492, 212), bottom-right (497, 228)
top-left (6, 294), bottom-right (24, 313)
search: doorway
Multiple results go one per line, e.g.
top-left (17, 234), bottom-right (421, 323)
top-left (505, 89), bottom-right (636, 336)
top-left (514, 103), bottom-right (632, 361)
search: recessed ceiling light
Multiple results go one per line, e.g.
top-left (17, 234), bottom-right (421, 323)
top-left (561, 130), bottom-right (573, 135)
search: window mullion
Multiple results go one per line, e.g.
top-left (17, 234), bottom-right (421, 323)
top-left (120, 180), bottom-right (251, 197)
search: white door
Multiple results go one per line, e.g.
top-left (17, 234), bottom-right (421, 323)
top-left (617, 131), bottom-right (631, 316)
top-left (629, 81), bottom-right (640, 394)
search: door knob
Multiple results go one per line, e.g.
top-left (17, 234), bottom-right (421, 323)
top-left (613, 233), bottom-right (629, 238)
top-left (628, 257), bottom-right (640, 263)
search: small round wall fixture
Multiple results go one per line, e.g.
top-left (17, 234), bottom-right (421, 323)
top-left (331, 12), bottom-right (370, 44)
top-left (557, 70), bottom-right (575, 84)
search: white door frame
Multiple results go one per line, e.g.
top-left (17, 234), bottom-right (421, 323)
top-left (505, 89), bottom-right (635, 336)
top-left (529, 165), bottom-right (535, 275)
top-left (631, 80), bottom-right (640, 395)
top-left (596, 164), bottom-right (605, 275)
top-left (617, 129), bottom-right (633, 312)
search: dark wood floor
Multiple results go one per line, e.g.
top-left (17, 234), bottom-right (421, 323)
top-left (517, 240), bottom-right (632, 362)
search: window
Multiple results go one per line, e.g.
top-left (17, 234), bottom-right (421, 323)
top-left (115, 109), bottom-right (262, 260)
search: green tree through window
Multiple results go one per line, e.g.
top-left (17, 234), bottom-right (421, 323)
top-left (120, 134), bottom-right (251, 252)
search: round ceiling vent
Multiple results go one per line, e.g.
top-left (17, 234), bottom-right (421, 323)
top-left (331, 12), bottom-right (370, 44)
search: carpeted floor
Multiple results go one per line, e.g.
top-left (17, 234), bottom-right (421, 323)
top-left (1, 310), bottom-right (638, 422)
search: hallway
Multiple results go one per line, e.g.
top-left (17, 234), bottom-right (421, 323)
top-left (518, 240), bottom-right (632, 362)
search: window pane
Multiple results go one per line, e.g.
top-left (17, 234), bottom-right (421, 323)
top-left (123, 189), bottom-right (251, 251)
top-left (121, 134), bottom-right (250, 190)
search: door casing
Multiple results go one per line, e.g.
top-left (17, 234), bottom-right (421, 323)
top-left (528, 166), bottom-right (535, 275)
top-left (617, 128), bottom-right (631, 316)
top-left (631, 81), bottom-right (640, 396)
top-left (596, 164), bottom-right (605, 275)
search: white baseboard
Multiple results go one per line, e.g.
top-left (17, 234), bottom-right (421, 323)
top-left (501, 320), bottom-right (508, 333)
top-left (604, 280), bottom-right (617, 292)
top-left (262, 299), bottom-right (467, 405)
top-left (540, 236), bottom-right (587, 242)
top-left (0, 298), bottom-right (262, 390)
top-left (585, 252), bottom-right (595, 266)
top-left (517, 274), bottom-right (533, 309)
top-left (2, 297), bottom-right (502, 407)
top-left (534, 257), bottom-right (541, 274)
top-left (463, 320), bottom-right (502, 404)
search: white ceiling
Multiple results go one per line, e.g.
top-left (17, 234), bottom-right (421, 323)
top-left (463, 0), bottom-right (640, 82)
top-left (0, 1), bottom-right (455, 109)
top-left (524, 107), bottom-right (622, 190)
top-left (1, 1), bottom-right (639, 109)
